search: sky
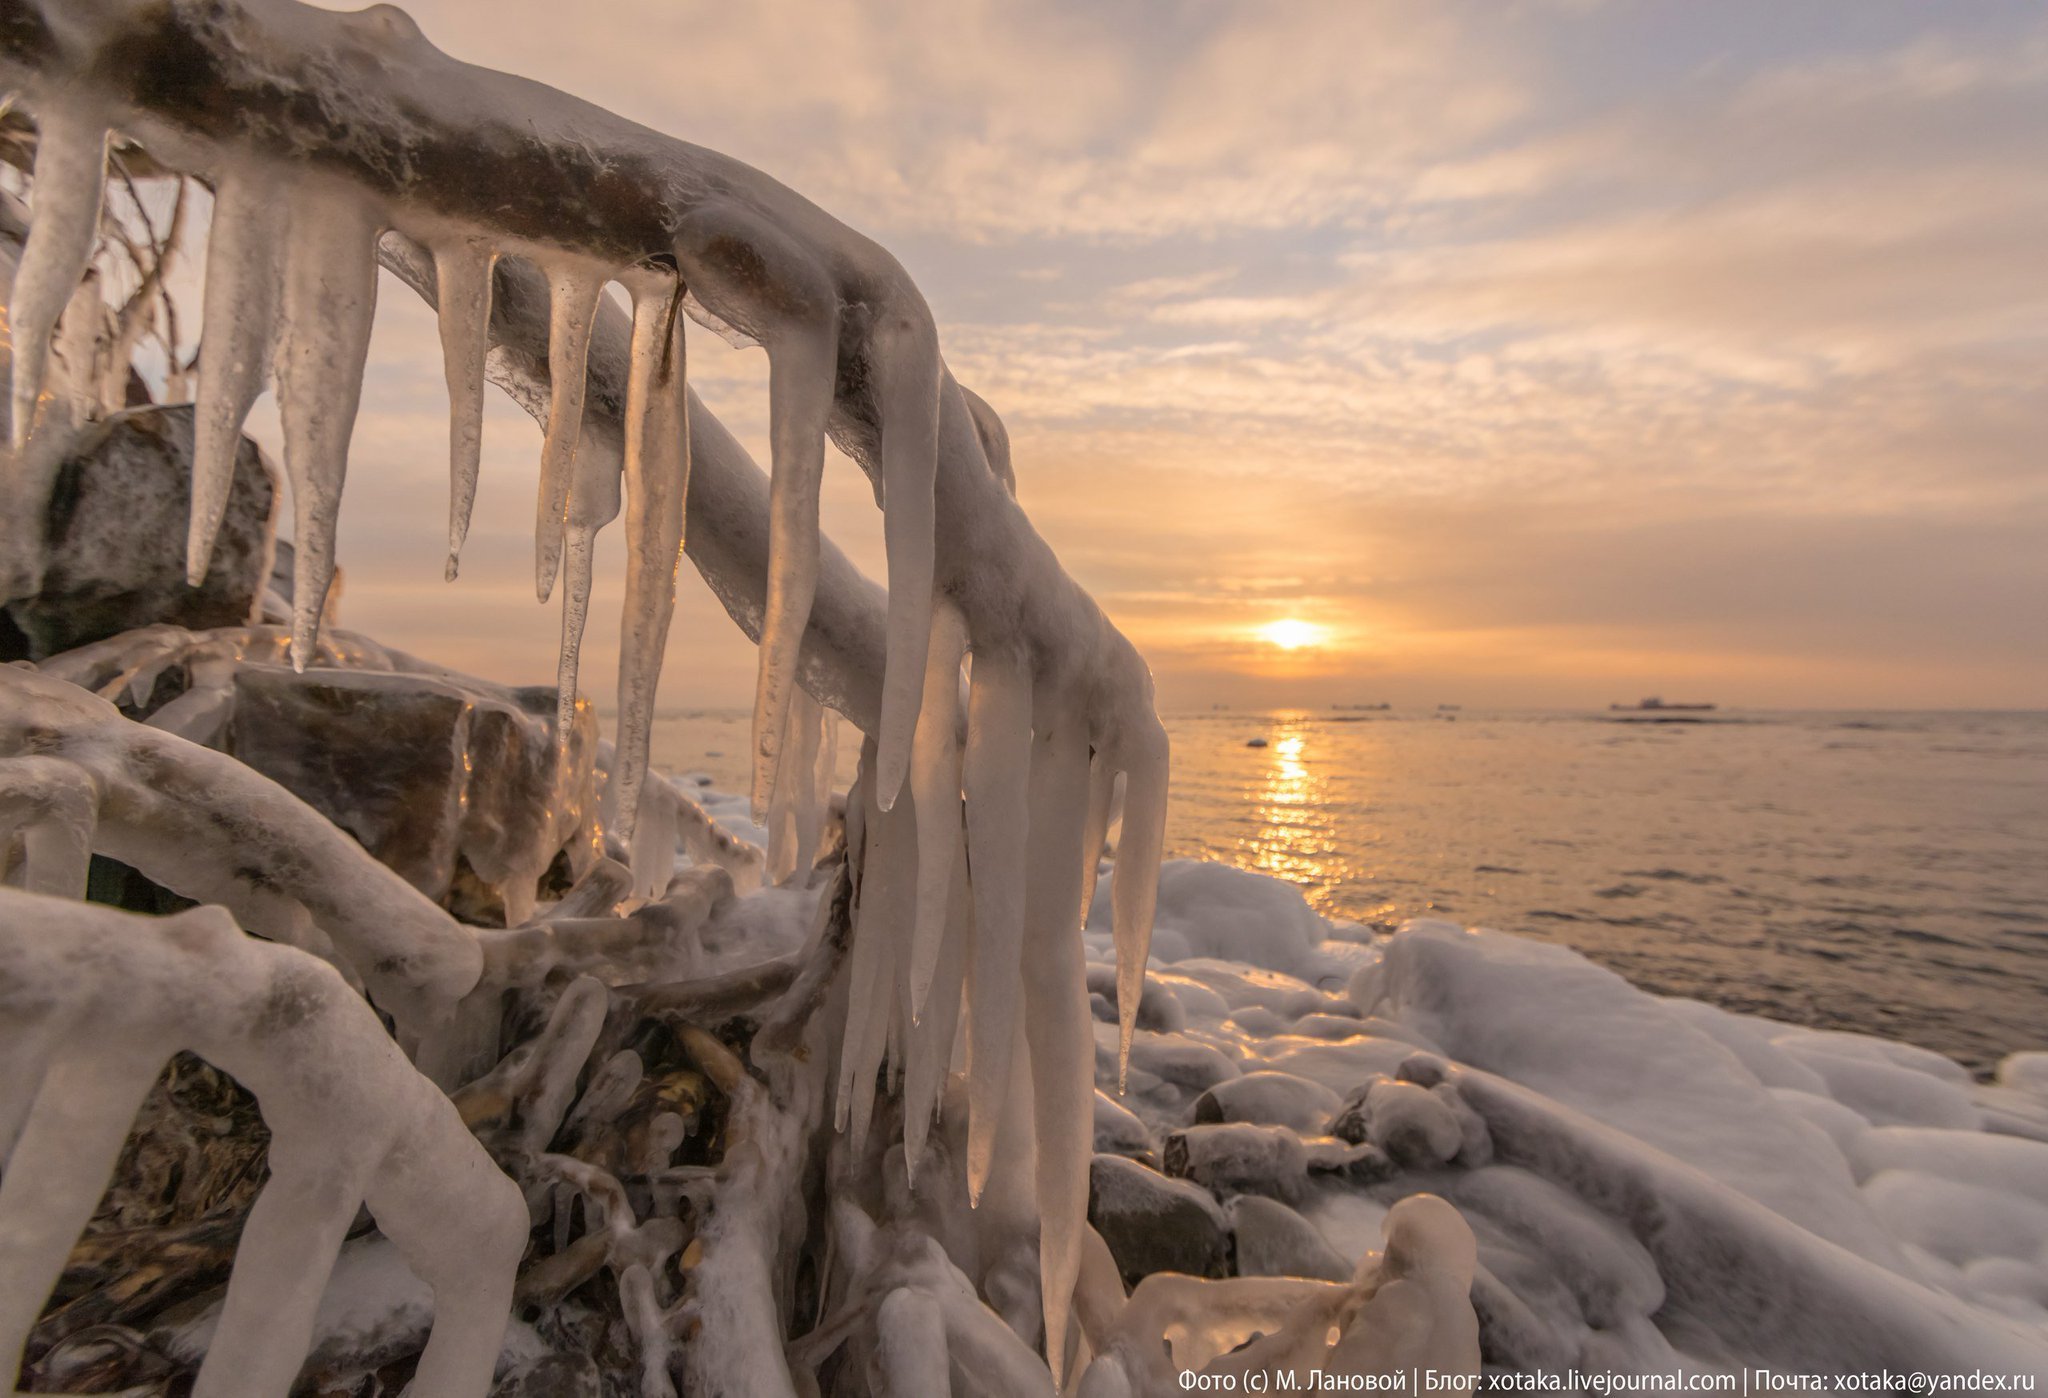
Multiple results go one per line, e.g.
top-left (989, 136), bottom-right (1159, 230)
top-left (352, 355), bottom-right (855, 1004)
top-left (249, 0), bottom-right (2046, 712)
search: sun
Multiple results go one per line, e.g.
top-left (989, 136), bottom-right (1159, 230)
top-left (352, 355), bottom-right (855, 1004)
top-left (1258, 617), bottom-right (1328, 651)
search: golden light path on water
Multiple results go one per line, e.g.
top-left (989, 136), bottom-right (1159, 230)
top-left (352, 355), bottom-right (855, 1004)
top-left (1243, 718), bottom-right (1346, 893)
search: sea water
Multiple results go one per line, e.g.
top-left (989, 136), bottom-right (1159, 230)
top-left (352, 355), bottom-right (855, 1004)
top-left (653, 708), bottom-right (2048, 1072)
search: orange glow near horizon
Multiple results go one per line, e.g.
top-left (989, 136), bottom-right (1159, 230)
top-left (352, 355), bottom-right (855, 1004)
top-left (1259, 618), bottom-right (1329, 651)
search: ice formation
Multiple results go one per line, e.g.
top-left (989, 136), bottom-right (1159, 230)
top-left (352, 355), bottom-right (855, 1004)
top-left (13, 4), bottom-right (2043, 1396)
top-left (0, 889), bottom-right (528, 1395)
top-left (0, 0), bottom-right (1172, 1388)
top-left (0, 663), bottom-right (482, 1042)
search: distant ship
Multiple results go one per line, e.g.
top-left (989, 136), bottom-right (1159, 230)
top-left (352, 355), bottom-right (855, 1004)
top-left (1333, 702), bottom-right (1390, 711)
top-left (1610, 696), bottom-right (1717, 712)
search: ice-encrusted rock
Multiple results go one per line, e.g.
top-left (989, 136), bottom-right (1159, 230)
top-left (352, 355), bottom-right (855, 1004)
top-left (224, 665), bottom-right (599, 925)
top-left (1227, 1195), bottom-right (1351, 1282)
top-left (2, 405), bottom-right (275, 659)
top-left (1096, 859), bottom-right (1326, 978)
top-left (1084, 963), bottom-right (1185, 1035)
top-left (1192, 1071), bottom-right (1342, 1135)
top-left (1447, 1166), bottom-right (1665, 1332)
top-left (1328, 1077), bottom-right (1465, 1168)
top-left (1163, 1123), bottom-right (1309, 1202)
top-left (1092, 1091), bottom-right (1157, 1163)
top-left (1087, 1154), bottom-right (1230, 1286)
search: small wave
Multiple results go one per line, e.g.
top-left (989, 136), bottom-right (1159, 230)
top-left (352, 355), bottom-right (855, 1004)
top-left (1622, 868), bottom-right (1723, 885)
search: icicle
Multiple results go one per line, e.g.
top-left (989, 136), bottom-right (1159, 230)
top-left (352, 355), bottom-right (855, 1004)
top-left (1077, 751), bottom-right (1119, 928)
top-left (273, 182), bottom-right (381, 670)
top-left (804, 704), bottom-right (838, 872)
top-left (612, 276), bottom-right (689, 852)
top-left (187, 169), bottom-right (283, 585)
top-left (8, 103), bottom-right (106, 451)
top-left (907, 600), bottom-right (969, 1017)
top-left (628, 770), bottom-right (681, 901)
top-left (766, 688), bottom-right (824, 886)
top-left (839, 771), bottom-right (914, 1154)
top-left (553, 418), bottom-right (622, 751)
top-left (1110, 724), bottom-right (1171, 1088)
top-left (902, 838), bottom-right (970, 1182)
top-left (749, 326), bottom-right (836, 820)
top-left (871, 319), bottom-right (942, 811)
top-left (533, 265), bottom-right (604, 603)
top-left (1019, 711), bottom-right (1092, 1388)
top-left (434, 238), bottom-right (495, 580)
top-left (960, 646), bottom-right (1033, 1201)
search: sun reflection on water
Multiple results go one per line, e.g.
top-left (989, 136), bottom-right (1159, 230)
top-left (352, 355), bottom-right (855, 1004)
top-left (1242, 721), bottom-right (1345, 900)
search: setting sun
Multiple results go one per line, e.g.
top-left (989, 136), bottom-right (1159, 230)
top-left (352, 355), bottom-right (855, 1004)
top-left (1259, 618), bottom-right (1328, 651)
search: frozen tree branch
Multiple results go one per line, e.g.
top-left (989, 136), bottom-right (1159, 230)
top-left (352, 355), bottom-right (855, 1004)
top-left (0, 0), bottom-right (1174, 1381)
top-left (0, 663), bottom-right (482, 1042)
top-left (0, 888), bottom-right (528, 1395)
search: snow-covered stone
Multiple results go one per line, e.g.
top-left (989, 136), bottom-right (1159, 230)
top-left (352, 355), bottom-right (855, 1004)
top-left (1088, 1154), bottom-right (1230, 1287)
top-left (3, 405), bottom-right (274, 659)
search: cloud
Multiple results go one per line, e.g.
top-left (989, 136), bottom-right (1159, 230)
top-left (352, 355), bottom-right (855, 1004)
top-left (246, 1), bottom-right (2048, 711)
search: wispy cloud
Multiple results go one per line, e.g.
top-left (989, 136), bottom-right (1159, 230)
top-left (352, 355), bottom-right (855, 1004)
top-left (308, 0), bottom-right (2048, 709)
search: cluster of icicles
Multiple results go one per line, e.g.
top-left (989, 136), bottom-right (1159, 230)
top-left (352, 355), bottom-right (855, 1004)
top-left (5, 79), bottom-right (1169, 1383)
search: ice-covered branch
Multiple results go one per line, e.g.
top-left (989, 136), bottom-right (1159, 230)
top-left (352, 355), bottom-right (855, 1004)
top-left (1, 0), bottom-right (1173, 1375)
top-left (0, 888), bottom-right (527, 1396)
top-left (0, 664), bottom-right (481, 1040)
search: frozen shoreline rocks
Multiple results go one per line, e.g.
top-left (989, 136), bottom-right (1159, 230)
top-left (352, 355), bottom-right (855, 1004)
top-left (1068, 858), bottom-right (2048, 1376)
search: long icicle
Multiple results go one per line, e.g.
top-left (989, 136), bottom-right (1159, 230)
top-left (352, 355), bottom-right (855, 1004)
top-left (274, 183), bottom-right (381, 670)
top-left (1019, 708), bottom-right (1092, 1389)
top-left (614, 275), bottom-right (690, 859)
top-left (434, 238), bottom-right (496, 581)
top-left (960, 646), bottom-right (1034, 1202)
top-left (749, 326), bottom-right (837, 820)
top-left (533, 265), bottom-right (604, 603)
top-left (1076, 750), bottom-right (1119, 929)
top-left (187, 168), bottom-right (283, 585)
top-left (554, 386), bottom-right (624, 753)
top-left (870, 320), bottom-right (942, 812)
top-left (9, 103), bottom-right (107, 451)
top-left (907, 600), bottom-right (969, 1016)
top-left (838, 757), bottom-right (913, 1152)
top-left (902, 836), bottom-right (969, 1181)
top-left (801, 703), bottom-right (838, 879)
top-left (1110, 723), bottom-right (1171, 1087)
top-left (766, 688), bottom-right (824, 886)
top-left (552, 450), bottom-right (614, 761)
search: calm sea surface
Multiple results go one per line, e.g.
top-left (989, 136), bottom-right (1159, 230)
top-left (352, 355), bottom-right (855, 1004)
top-left (651, 708), bottom-right (2048, 1072)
